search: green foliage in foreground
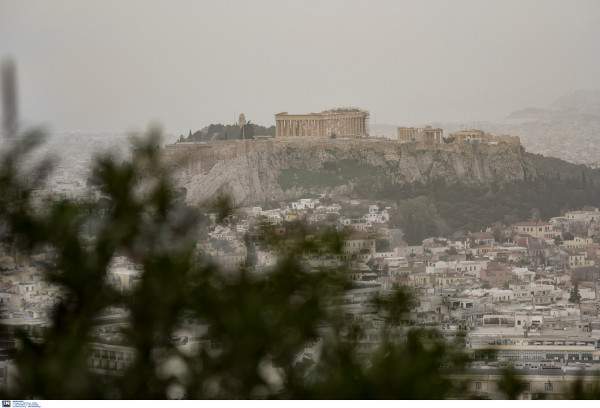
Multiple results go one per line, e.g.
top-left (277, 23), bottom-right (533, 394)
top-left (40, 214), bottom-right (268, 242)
top-left (0, 130), bottom-right (461, 399)
top-left (3, 130), bottom-right (600, 399)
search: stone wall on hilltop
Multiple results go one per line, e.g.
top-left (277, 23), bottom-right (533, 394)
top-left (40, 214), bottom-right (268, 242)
top-left (149, 138), bottom-right (536, 206)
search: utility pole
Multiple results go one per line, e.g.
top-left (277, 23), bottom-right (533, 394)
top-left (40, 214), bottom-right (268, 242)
top-left (1, 57), bottom-right (18, 141)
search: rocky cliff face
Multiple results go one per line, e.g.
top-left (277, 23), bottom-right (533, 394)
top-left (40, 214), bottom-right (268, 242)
top-left (164, 139), bottom-right (536, 206)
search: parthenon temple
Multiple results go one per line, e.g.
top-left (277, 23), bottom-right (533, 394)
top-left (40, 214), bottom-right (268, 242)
top-left (275, 108), bottom-right (368, 138)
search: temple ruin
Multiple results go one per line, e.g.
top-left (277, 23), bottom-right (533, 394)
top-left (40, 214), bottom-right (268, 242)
top-left (275, 108), bottom-right (368, 138)
top-left (448, 129), bottom-right (520, 145)
top-left (397, 126), bottom-right (521, 146)
top-left (397, 126), bottom-right (443, 144)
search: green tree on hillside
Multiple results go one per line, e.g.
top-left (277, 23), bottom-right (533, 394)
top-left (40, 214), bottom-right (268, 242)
top-left (569, 282), bottom-right (582, 304)
top-left (389, 196), bottom-right (448, 245)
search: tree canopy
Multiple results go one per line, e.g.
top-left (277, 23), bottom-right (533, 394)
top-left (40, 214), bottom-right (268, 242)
top-left (2, 129), bottom-right (600, 399)
top-left (0, 129), bottom-right (463, 399)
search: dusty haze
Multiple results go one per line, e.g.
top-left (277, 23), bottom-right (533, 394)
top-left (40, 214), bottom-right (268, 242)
top-left (1, 0), bottom-right (599, 133)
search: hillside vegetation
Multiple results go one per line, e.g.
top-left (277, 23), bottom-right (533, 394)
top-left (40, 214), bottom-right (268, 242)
top-left (385, 175), bottom-right (599, 244)
top-left (181, 123), bottom-right (276, 141)
top-left (278, 159), bottom-right (381, 190)
top-left (282, 153), bottom-right (600, 245)
top-left (382, 153), bottom-right (600, 244)
top-left (526, 152), bottom-right (600, 184)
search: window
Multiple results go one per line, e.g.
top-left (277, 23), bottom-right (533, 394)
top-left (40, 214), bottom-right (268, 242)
top-left (522, 350), bottom-right (543, 360)
top-left (546, 352), bottom-right (564, 361)
top-left (459, 382), bottom-right (467, 392)
top-left (523, 383), bottom-right (531, 391)
top-left (476, 382), bottom-right (482, 391)
top-left (501, 350), bottom-right (521, 360)
top-left (545, 382), bottom-right (553, 392)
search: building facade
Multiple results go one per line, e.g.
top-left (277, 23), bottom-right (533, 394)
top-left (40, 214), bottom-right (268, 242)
top-left (397, 126), bottom-right (443, 143)
top-left (274, 108), bottom-right (368, 138)
top-left (448, 129), bottom-right (486, 143)
top-left (511, 222), bottom-right (559, 241)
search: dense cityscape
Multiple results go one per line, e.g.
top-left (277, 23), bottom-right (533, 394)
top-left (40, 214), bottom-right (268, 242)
top-left (0, 111), bottom-right (600, 398)
top-left (2, 0), bottom-right (600, 401)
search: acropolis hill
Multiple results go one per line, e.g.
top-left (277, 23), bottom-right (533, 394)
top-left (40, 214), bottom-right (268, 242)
top-left (152, 109), bottom-right (535, 206)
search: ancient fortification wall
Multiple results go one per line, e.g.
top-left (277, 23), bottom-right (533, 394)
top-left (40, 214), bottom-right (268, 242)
top-left (152, 137), bottom-right (535, 206)
top-left (158, 138), bottom-right (526, 178)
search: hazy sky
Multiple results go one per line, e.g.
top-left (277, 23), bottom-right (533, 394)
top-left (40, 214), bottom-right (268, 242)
top-left (1, 0), bottom-right (599, 134)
